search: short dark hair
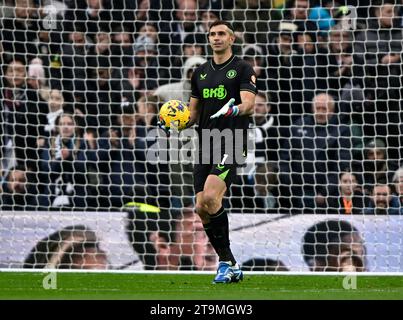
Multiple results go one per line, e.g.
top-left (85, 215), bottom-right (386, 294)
top-left (24, 225), bottom-right (102, 268)
top-left (208, 20), bottom-right (234, 33)
top-left (302, 220), bottom-right (360, 267)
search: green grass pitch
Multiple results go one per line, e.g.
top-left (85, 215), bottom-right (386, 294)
top-left (1, 272), bottom-right (402, 300)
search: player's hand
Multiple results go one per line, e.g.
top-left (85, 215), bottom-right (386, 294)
top-left (157, 119), bottom-right (171, 136)
top-left (157, 119), bottom-right (179, 137)
top-left (210, 98), bottom-right (239, 119)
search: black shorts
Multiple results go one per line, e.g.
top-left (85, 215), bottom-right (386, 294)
top-left (193, 150), bottom-right (242, 194)
top-left (193, 163), bottom-right (238, 194)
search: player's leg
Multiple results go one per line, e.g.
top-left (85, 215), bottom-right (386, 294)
top-left (196, 173), bottom-right (242, 283)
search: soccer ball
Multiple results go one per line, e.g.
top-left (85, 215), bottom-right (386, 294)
top-left (159, 100), bottom-right (190, 131)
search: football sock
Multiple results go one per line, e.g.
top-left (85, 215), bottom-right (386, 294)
top-left (203, 207), bottom-right (236, 265)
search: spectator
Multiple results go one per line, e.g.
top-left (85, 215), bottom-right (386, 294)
top-left (138, 23), bottom-right (159, 45)
top-left (39, 113), bottom-right (97, 209)
top-left (135, 95), bottom-right (159, 138)
top-left (182, 33), bottom-right (206, 57)
top-left (61, 31), bottom-right (90, 94)
top-left (231, 0), bottom-right (271, 44)
top-left (197, 8), bottom-right (220, 34)
top-left (88, 31), bottom-right (112, 69)
top-left (170, 34), bottom-right (207, 79)
top-left (1, 0), bottom-right (39, 61)
top-left (27, 58), bottom-right (50, 101)
top-left (231, 92), bottom-right (280, 212)
top-left (96, 105), bottom-right (148, 209)
top-left (85, 59), bottom-right (120, 134)
top-left (326, 25), bottom-right (353, 95)
top-left (63, 0), bottom-right (111, 42)
top-left (279, 93), bottom-right (354, 212)
top-left (302, 220), bottom-right (367, 272)
top-left (251, 92), bottom-right (279, 164)
top-left (284, 0), bottom-right (310, 26)
top-left (243, 44), bottom-right (268, 92)
top-left (363, 183), bottom-right (401, 215)
top-left (43, 89), bottom-right (71, 137)
top-left (353, 138), bottom-right (400, 195)
top-left (153, 55), bottom-right (207, 103)
top-left (267, 22), bottom-right (302, 131)
top-left (327, 171), bottom-right (368, 214)
top-left (238, 91), bottom-right (278, 180)
top-left (158, 0), bottom-right (200, 80)
top-left (24, 225), bottom-right (109, 269)
top-left (110, 25), bottom-right (134, 67)
top-left (126, 204), bottom-right (217, 270)
top-left (0, 58), bottom-right (48, 172)
top-left (1, 165), bottom-right (39, 210)
top-left (292, 21), bottom-right (328, 110)
top-left (308, 5), bottom-right (335, 36)
top-left (392, 167), bottom-right (403, 213)
top-left (132, 0), bottom-right (159, 32)
top-left (353, 0), bottom-right (403, 158)
top-left (116, 65), bottom-right (144, 106)
top-left (133, 34), bottom-right (159, 91)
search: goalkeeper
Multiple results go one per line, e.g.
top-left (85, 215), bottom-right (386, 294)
top-left (170, 20), bottom-right (257, 283)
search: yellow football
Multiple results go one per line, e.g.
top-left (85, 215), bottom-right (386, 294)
top-left (158, 100), bottom-right (190, 131)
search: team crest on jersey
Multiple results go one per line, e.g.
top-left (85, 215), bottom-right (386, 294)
top-left (226, 69), bottom-right (237, 79)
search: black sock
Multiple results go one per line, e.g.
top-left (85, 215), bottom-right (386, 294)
top-left (203, 207), bottom-right (236, 265)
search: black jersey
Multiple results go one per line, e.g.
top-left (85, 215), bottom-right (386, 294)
top-left (190, 55), bottom-right (258, 134)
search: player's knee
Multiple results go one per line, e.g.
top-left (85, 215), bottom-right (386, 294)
top-left (201, 190), bottom-right (220, 211)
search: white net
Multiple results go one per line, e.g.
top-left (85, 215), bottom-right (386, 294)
top-left (0, 0), bottom-right (403, 272)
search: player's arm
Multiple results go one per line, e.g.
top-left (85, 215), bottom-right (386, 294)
top-left (211, 63), bottom-right (257, 119)
top-left (237, 90), bottom-right (255, 116)
top-left (186, 96), bottom-right (200, 128)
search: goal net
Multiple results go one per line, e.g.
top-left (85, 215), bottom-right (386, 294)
top-left (1, 0), bottom-right (402, 272)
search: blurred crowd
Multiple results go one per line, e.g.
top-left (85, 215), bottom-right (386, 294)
top-left (1, 0), bottom-right (403, 214)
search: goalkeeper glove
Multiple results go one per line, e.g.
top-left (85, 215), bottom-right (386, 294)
top-left (210, 98), bottom-right (239, 119)
top-left (157, 119), bottom-right (179, 137)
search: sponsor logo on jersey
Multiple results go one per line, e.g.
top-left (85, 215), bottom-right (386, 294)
top-left (200, 73), bottom-right (207, 80)
top-left (202, 85), bottom-right (227, 100)
top-left (226, 69), bottom-right (237, 79)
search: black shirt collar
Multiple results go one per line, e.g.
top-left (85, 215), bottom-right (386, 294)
top-left (211, 54), bottom-right (235, 70)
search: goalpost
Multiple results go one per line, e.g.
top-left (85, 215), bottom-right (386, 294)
top-left (0, 0), bottom-right (402, 273)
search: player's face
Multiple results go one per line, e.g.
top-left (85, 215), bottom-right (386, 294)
top-left (334, 233), bottom-right (366, 272)
top-left (208, 25), bottom-right (235, 54)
